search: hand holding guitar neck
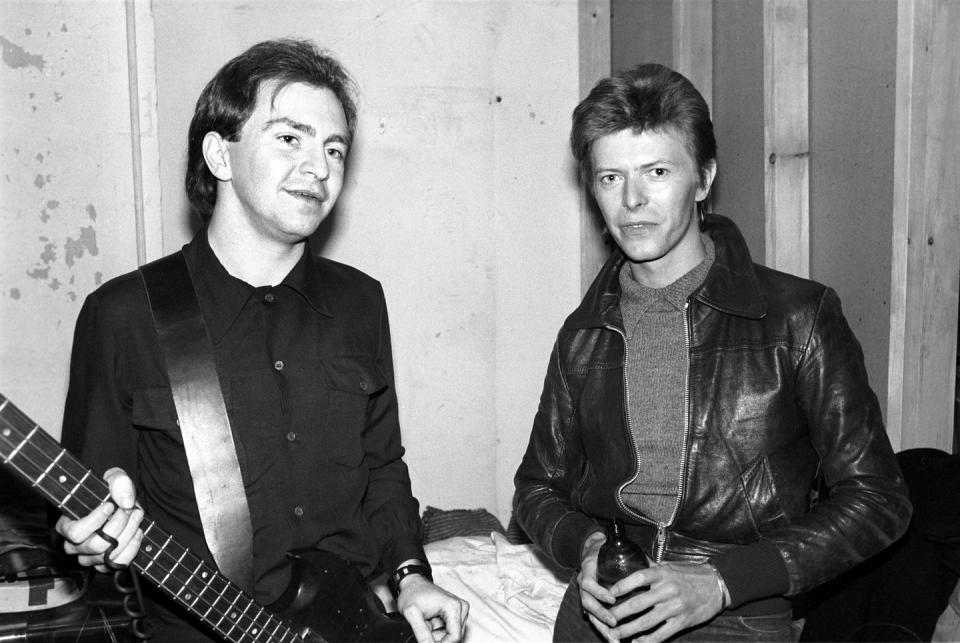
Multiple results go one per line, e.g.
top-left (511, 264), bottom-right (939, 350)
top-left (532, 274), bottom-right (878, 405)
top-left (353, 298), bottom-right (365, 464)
top-left (55, 467), bottom-right (144, 573)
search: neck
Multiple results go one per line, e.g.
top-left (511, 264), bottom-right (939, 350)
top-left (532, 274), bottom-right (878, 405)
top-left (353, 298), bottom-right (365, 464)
top-left (207, 215), bottom-right (305, 287)
top-left (629, 233), bottom-right (706, 289)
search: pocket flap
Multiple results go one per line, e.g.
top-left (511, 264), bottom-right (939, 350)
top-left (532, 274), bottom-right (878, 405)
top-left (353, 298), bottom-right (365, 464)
top-left (322, 357), bottom-right (387, 396)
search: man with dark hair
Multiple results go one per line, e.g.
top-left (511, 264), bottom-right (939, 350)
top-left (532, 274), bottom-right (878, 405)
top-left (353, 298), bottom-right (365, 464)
top-left (55, 39), bottom-right (467, 642)
top-left (514, 63), bottom-right (911, 641)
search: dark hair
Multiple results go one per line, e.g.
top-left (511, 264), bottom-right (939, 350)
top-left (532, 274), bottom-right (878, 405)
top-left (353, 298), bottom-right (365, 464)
top-left (571, 63), bottom-right (716, 191)
top-left (185, 39), bottom-right (359, 222)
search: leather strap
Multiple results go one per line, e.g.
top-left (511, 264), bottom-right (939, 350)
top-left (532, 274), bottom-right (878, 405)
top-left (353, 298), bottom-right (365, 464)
top-left (140, 252), bottom-right (254, 593)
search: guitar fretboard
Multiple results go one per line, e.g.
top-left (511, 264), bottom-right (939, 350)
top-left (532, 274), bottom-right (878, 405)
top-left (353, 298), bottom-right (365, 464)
top-left (0, 393), bottom-right (302, 642)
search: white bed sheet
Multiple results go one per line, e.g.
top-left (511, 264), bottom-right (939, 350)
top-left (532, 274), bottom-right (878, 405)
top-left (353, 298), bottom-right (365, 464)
top-left (425, 532), bottom-right (570, 643)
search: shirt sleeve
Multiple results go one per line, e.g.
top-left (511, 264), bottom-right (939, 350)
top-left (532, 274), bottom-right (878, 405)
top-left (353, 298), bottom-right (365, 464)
top-left (60, 289), bottom-right (139, 483)
top-left (358, 286), bottom-right (426, 572)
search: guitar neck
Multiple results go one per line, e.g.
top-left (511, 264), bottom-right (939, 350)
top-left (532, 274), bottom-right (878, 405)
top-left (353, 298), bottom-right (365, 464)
top-left (0, 393), bottom-right (301, 643)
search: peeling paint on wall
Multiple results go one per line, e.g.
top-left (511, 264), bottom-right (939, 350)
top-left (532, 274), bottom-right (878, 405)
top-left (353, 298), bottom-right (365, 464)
top-left (64, 225), bottom-right (99, 267)
top-left (0, 35), bottom-right (45, 71)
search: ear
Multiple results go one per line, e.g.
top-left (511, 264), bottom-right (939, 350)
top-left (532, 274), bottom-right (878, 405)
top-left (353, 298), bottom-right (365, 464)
top-left (202, 132), bottom-right (232, 181)
top-left (696, 159), bottom-right (717, 202)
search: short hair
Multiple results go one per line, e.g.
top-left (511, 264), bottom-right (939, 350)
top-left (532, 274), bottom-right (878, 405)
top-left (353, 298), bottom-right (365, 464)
top-left (570, 63), bottom-right (716, 191)
top-left (185, 39), bottom-right (359, 222)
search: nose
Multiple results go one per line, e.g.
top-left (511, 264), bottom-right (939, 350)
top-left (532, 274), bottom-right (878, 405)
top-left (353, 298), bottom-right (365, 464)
top-left (300, 146), bottom-right (330, 182)
top-left (622, 175), bottom-right (647, 210)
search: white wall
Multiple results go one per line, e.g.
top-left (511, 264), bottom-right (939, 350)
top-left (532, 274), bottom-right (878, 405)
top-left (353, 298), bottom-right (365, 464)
top-left (0, 2), bottom-right (151, 433)
top-left (2, 1), bottom-right (587, 527)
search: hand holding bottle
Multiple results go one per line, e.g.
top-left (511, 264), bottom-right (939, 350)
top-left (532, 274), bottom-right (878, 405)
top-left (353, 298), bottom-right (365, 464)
top-left (577, 518), bottom-right (652, 640)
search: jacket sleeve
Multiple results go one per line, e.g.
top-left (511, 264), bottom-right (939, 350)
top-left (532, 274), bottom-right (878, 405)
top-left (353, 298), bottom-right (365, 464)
top-left (513, 337), bottom-right (602, 570)
top-left (359, 285), bottom-right (426, 573)
top-left (718, 287), bottom-right (912, 600)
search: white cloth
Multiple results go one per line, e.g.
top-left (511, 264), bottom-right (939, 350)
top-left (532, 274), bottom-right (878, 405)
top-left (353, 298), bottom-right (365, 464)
top-left (425, 532), bottom-right (570, 643)
top-left (932, 578), bottom-right (960, 643)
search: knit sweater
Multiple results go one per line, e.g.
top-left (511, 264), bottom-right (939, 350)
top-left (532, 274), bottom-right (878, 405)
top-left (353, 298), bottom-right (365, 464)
top-left (618, 235), bottom-right (715, 523)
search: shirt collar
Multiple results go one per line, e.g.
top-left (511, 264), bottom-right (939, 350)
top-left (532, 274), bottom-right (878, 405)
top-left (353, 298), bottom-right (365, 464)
top-left (184, 229), bottom-right (332, 344)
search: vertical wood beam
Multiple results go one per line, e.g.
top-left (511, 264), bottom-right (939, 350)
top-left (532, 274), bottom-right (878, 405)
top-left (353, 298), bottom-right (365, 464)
top-left (673, 0), bottom-right (713, 112)
top-left (763, 0), bottom-right (809, 276)
top-left (887, 0), bottom-right (960, 452)
top-left (579, 0), bottom-right (611, 293)
top-left (125, 0), bottom-right (164, 262)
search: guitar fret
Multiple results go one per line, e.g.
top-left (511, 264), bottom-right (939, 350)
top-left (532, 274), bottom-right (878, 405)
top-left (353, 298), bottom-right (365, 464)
top-left (59, 464), bottom-right (90, 508)
top-left (248, 604), bottom-right (267, 640)
top-left (211, 577), bottom-right (234, 631)
top-left (155, 534), bottom-right (175, 585)
top-left (139, 522), bottom-right (160, 574)
top-left (220, 590), bottom-right (245, 639)
top-left (195, 564), bottom-right (222, 619)
top-left (36, 448), bottom-right (66, 485)
top-left (186, 560), bottom-right (204, 609)
top-left (170, 549), bottom-right (190, 600)
top-left (3, 423), bottom-right (38, 463)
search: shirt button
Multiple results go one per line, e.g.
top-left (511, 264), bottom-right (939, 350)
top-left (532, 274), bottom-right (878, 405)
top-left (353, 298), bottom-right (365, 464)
top-left (286, 431), bottom-right (297, 442)
top-left (293, 506), bottom-right (304, 517)
top-left (359, 378), bottom-right (367, 391)
top-left (274, 360), bottom-right (284, 371)
top-left (264, 292), bottom-right (275, 303)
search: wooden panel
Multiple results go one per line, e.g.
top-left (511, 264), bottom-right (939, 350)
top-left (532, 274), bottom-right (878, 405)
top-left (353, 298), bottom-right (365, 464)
top-left (763, 0), bottom-right (809, 276)
top-left (580, 0), bottom-right (611, 293)
top-left (673, 0), bottom-right (713, 112)
top-left (887, 0), bottom-right (960, 452)
top-left (125, 0), bottom-right (164, 263)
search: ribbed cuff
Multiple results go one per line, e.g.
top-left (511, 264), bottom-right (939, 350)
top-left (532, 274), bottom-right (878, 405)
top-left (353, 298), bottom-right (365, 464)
top-left (551, 512), bottom-right (602, 569)
top-left (710, 540), bottom-right (789, 608)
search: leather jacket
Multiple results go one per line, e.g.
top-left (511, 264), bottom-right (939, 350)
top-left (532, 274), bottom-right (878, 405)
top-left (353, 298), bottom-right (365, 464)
top-left (514, 214), bottom-right (911, 607)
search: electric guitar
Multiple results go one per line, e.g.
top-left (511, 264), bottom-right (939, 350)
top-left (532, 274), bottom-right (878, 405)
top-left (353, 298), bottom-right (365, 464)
top-left (0, 392), bottom-right (416, 643)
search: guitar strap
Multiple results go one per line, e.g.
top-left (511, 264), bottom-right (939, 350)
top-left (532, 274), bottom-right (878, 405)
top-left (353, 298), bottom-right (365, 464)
top-left (139, 252), bottom-right (255, 594)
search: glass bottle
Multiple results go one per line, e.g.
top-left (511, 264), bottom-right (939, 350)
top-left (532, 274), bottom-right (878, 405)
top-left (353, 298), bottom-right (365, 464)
top-left (596, 518), bottom-right (649, 599)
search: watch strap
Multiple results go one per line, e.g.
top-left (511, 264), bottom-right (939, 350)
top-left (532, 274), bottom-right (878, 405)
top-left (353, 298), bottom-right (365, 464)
top-left (388, 563), bottom-right (433, 597)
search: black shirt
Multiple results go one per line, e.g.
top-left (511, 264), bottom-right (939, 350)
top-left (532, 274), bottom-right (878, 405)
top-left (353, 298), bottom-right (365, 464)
top-left (61, 230), bottom-right (425, 638)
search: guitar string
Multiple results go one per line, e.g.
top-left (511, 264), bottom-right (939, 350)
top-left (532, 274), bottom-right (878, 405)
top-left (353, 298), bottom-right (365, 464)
top-left (0, 409), bottom-right (300, 643)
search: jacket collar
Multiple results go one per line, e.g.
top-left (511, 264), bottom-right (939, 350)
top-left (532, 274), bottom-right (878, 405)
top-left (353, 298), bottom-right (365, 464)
top-left (566, 213), bottom-right (766, 330)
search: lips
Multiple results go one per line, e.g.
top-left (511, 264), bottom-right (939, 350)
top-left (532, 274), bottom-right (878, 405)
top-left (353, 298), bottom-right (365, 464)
top-left (621, 221), bottom-right (655, 233)
top-left (286, 188), bottom-right (327, 204)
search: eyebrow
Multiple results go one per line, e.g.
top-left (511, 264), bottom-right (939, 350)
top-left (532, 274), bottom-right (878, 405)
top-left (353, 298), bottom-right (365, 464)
top-left (264, 117), bottom-right (315, 137)
top-left (262, 117), bottom-right (352, 147)
top-left (594, 158), bottom-right (676, 174)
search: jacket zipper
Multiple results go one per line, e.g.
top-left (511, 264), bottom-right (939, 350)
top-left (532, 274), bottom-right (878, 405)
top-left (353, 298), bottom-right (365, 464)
top-left (607, 323), bottom-right (646, 524)
top-left (654, 301), bottom-right (693, 562)
top-left (608, 301), bottom-right (694, 563)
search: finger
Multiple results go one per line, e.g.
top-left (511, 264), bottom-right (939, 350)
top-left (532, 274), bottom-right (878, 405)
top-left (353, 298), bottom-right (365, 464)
top-left (106, 513), bottom-right (145, 567)
top-left (402, 607), bottom-right (434, 643)
top-left (586, 612), bottom-right (618, 642)
top-left (580, 586), bottom-right (617, 628)
top-left (612, 602), bottom-right (671, 642)
top-left (436, 599), bottom-right (467, 643)
top-left (104, 467), bottom-right (137, 510)
top-left (58, 502), bottom-right (114, 547)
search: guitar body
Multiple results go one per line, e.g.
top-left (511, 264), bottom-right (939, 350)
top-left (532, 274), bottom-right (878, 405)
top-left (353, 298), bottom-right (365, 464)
top-left (272, 550), bottom-right (415, 643)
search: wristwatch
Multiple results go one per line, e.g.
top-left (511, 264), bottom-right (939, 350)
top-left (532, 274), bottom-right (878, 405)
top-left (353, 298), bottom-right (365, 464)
top-left (388, 563), bottom-right (433, 598)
